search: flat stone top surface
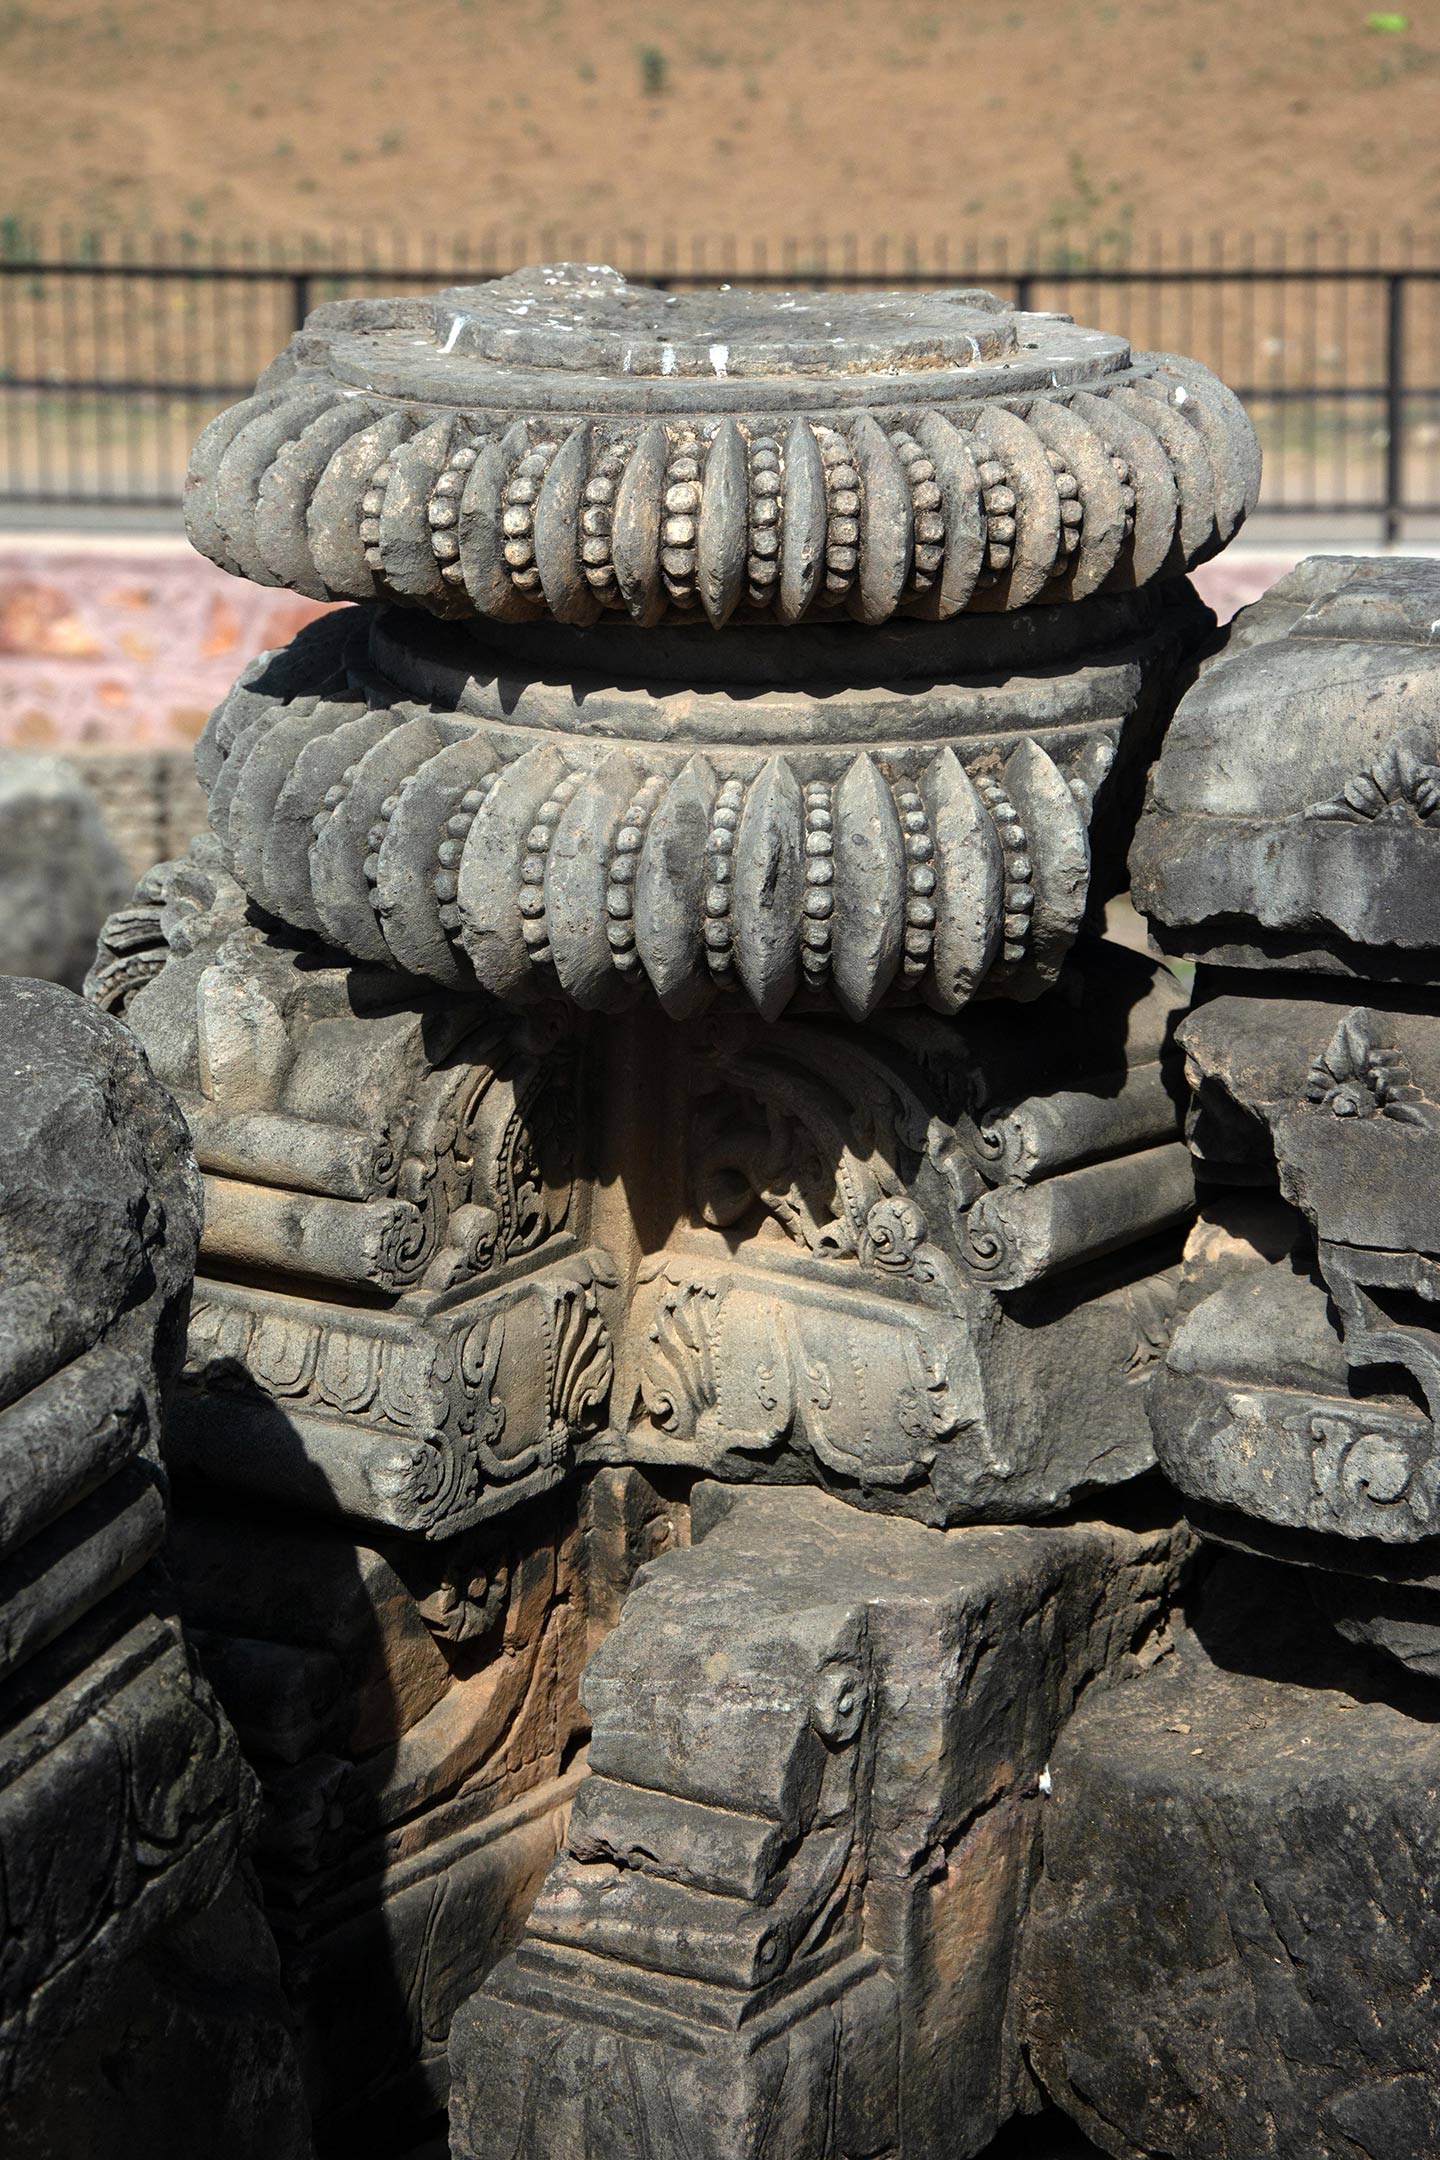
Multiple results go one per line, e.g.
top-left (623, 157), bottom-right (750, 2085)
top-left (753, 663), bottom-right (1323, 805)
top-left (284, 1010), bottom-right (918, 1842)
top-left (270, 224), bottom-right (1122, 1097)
top-left (304, 262), bottom-right (1128, 412)
top-left (421, 266), bottom-right (1019, 379)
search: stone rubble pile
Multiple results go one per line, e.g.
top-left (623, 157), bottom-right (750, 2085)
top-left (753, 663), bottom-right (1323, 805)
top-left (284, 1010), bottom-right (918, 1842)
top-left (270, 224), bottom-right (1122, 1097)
top-left (7, 265), bottom-right (1438, 2160)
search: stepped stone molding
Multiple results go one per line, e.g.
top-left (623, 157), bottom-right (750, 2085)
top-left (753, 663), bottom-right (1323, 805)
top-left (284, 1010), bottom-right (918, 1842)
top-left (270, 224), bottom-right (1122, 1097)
top-left (190, 584), bottom-right (1204, 1019)
top-left (185, 265), bottom-right (1259, 630)
top-left (102, 851), bottom-right (616, 1541)
top-left (451, 1483), bottom-right (1189, 2160)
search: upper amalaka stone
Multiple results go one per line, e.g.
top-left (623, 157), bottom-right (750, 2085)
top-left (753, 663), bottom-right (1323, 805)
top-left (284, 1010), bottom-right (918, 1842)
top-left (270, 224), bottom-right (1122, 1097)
top-left (185, 262), bottom-right (1260, 630)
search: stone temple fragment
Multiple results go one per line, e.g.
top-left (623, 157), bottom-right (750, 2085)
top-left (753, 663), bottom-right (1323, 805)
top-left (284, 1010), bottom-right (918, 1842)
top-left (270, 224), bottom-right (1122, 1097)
top-left (1021, 554), bottom-right (1440, 2160)
top-left (0, 977), bottom-right (310, 2157)
top-left (69, 262), bottom-right (1280, 2153)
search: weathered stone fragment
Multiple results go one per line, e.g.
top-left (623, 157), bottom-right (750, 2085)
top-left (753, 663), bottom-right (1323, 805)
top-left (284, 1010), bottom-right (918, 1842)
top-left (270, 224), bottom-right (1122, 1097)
top-left (97, 266), bottom-right (1261, 2147)
top-left (0, 978), bottom-right (309, 2149)
top-left (451, 1483), bottom-right (1190, 2160)
top-left (1023, 1562), bottom-right (1440, 2160)
top-left (0, 752), bottom-right (130, 989)
top-left (1132, 554), bottom-right (1440, 978)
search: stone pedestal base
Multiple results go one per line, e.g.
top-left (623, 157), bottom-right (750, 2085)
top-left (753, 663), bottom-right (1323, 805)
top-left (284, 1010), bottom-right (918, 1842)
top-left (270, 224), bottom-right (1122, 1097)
top-left (451, 1483), bottom-right (1189, 2160)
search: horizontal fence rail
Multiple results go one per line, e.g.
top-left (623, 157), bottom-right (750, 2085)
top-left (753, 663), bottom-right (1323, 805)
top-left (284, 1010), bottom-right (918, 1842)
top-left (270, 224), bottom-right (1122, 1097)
top-left (3, 232), bottom-right (1440, 537)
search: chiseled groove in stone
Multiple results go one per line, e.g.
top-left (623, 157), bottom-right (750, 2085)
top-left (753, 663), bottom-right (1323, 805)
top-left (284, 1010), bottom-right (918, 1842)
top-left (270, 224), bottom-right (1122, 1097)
top-left (696, 419), bottom-right (748, 630)
top-left (502, 429), bottom-right (565, 610)
top-left (457, 419), bottom-right (542, 623)
top-left (215, 384), bottom-right (342, 590)
top-left (605, 771), bottom-right (668, 984)
top-left (427, 433), bottom-right (481, 589)
top-left (848, 414), bottom-right (914, 628)
top-left (998, 736), bottom-right (1090, 991)
top-left (888, 423), bottom-right (947, 611)
top-left (611, 420), bottom-right (671, 627)
top-left (534, 422), bottom-right (603, 627)
top-left (920, 746), bottom-right (1003, 1009)
top-left (372, 734), bottom-right (501, 985)
top-left (660, 427), bottom-right (704, 612)
top-left (634, 752), bottom-right (718, 1019)
top-left (1067, 387), bottom-right (1175, 593)
top-left (308, 407), bottom-right (417, 600)
top-left (909, 412), bottom-right (985, 619)
top-left (254, 396), bottom-right (388, 598)
top-left (185, 379), bottom-right (295, 571)
top-left (1026, 396), bottom-right (1122, 601)
top-left (271, 709), bottom-right (401, 938)
top-left (776, 413), bottom-right (827, 625)
top-left (542, 746), bottom-right (643, 1009)
top-left (456, 742), bottom-right (570, 999)
top-left (731, 755), bottom-right (806, 1021)
top-left (311, 714), bottom-right (446, 967)
top-left (962, 403), bottom-right (1064, 611)
top-left (744, 430), bottom-right (783, 614)
top-left (1108, 382), bottom-right (1215, 573)
top-left (830, 754), bottom-right (906, 1020)
top-left (816, 423), bottom-right (862, 607)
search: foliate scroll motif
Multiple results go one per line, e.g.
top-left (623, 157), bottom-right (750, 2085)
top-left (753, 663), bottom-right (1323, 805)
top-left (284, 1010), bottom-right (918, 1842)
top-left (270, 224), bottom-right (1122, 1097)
top-left (1304, 1009), bottom-right (1435, 1126)
top-left (687, 1018), bottom-right (984, 1309)
top-left (398, 1018), bottom-right (578, 1296)
top-left (1304, 739), bottom-right (1440, 825)
top-left (685, 1007), bottom-right (1190, 1307)
top-left (631, 1261), bottom-right (977, 1496)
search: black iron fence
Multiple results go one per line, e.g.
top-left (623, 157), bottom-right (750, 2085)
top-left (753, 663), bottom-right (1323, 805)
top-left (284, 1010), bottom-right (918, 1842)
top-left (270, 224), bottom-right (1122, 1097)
top-left (3, 232), bottom-right (1440, 537)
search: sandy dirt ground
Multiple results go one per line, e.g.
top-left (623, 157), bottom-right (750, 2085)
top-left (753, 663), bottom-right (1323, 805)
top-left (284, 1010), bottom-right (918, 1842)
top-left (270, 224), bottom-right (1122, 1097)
top-left (0, 0), bottom-right (1437, 253)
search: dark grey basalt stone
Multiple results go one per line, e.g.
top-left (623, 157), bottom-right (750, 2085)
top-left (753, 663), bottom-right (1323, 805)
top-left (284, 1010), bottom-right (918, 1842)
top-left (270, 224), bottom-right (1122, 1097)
top-left (451, 1482), bottom-right (1190, 2160)
top-left (1022, 1563), bottom-right (1440, 2160)
top-left (0, 979), bottom-right (310, 2150)
top-left (1132, 554), bottom-right (1440, 978)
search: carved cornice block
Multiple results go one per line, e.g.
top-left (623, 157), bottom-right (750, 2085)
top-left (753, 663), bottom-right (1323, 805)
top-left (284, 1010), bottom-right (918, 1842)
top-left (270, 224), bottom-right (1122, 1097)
top-left (1133, 554), bottom-right (1440, 979)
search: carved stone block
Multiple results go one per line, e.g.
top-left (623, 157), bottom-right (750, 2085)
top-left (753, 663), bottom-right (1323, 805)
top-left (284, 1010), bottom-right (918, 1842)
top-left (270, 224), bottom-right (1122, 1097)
top-left (1022, 1563), bottom-right (1440, 2160)
top-left (451, 1483), bottom-right (1190, 2160)
top-left (82, 264), bottom-right (1262, 2146)
top-left (1132, 553), bottom-right (1440, 979)
top-left (0, 978), bottom-right (309, 2148)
